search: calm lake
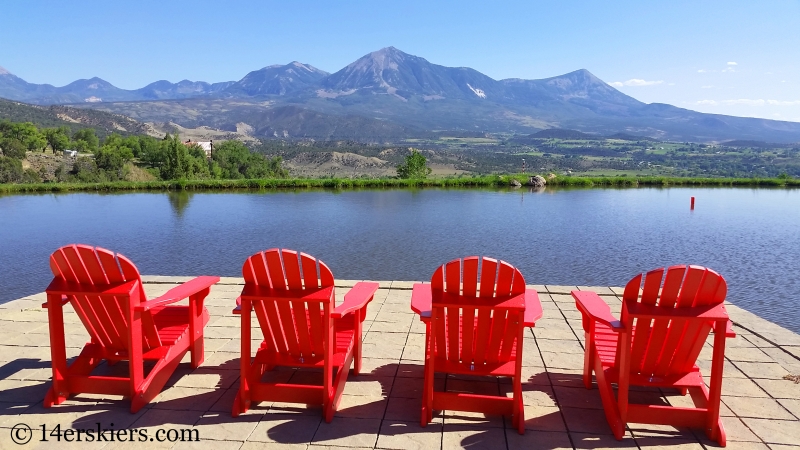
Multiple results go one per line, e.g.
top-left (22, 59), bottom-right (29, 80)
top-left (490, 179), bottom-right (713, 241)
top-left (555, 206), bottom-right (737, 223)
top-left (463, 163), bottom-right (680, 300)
top-left (1, 187), bottom-right (798, 333)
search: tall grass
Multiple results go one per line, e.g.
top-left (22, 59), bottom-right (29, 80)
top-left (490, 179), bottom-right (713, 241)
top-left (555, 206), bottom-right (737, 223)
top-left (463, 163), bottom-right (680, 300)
top-left (1, 174), bottom-right (798, 194)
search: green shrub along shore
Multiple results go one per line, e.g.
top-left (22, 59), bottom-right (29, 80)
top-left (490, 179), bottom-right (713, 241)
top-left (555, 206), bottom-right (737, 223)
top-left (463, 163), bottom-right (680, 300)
top-left (1, 174), bottom-right (798, 194)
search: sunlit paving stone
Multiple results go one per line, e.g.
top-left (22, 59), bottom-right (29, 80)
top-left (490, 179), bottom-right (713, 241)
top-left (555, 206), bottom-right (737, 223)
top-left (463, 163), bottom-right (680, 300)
top-left (3, 279), bottom-right (800, 449)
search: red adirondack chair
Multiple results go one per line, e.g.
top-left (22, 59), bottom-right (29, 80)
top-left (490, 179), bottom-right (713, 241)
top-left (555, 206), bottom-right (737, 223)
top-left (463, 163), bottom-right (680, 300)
top-left (231, 249), bottom-right (379, 422)
top-left (573, 265), bottom-right (735, 446)
top-left (43, 244), bottom-right (219, 412)
top-left (410, 256), bottom-right (543, 434)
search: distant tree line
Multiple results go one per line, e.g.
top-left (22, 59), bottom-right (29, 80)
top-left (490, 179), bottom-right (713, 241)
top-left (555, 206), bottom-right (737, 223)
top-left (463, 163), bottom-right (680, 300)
top-left (0, 119), bottom-right (287, 184)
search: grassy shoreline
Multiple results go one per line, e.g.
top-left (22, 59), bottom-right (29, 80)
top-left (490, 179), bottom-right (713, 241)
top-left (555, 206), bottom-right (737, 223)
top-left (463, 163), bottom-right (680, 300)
top-left (1, 175), bottom-right (799, 194)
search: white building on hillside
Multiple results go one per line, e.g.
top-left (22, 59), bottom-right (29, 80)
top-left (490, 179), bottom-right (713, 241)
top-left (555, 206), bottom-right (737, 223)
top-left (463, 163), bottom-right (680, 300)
top-left (184, 140), bottom-right (213, 158)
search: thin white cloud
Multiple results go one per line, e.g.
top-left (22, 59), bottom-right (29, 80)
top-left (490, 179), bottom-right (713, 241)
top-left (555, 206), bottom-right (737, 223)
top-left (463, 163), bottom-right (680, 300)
top-left (768, 100), bottom-right (800, 105)
top-left (697, 69), bottom-right (707, 73)
top-left (701, 85), bottom-right (714, 89)
top-left (610, 79), bottom-right (664, 87)
top-left (727, 62), bottom-right (738, 66)
top-left (695, 99), bottom-right (800, 107)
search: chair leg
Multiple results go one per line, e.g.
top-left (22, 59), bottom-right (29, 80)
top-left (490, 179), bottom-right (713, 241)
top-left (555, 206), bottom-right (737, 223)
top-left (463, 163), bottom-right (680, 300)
top-left (353, 309), bottom-right (364, 376)
top-left (583, 331), bottom-right (594, 389)
top-left (708, 417), bottom-right (726, 447)
top-left (594, 359), bottom-right (625, 440)
top-left (421, 332), bottom-right (434, 427)
top-left (189, 292), bottom-right (208, 369)
top-left (45, 293), bottom-right (69, 407)
top-left (514, 375), bottom-right (525, 435)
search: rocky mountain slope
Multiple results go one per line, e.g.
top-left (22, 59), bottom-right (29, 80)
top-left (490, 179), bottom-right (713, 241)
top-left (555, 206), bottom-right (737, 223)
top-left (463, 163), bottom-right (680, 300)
top-left (4, 49), bottom-right (800, 143)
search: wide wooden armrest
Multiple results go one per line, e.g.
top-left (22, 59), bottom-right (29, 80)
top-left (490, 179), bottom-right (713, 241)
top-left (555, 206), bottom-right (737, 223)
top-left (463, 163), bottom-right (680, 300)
top-left (524, 289), bottom-right (544, 327)
top-left (43, 279), bottom-right (139, 307)
top-left (625, 302), bottom-right (731, 321)
top-left (410, 283), bottom-right (432, 320)
top-left (42, 295), bottom-right (70, 308)
top-left (332, 282), bottom-right (380, 319)
top-left (572, 290), bottom-right (623, 331)
top-left (136, 276), bottom-right (220, 312)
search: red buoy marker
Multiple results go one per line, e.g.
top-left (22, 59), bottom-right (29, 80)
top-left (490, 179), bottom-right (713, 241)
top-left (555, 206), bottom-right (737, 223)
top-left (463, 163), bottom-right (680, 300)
top-left (691, 196), bottom-right (695, 210)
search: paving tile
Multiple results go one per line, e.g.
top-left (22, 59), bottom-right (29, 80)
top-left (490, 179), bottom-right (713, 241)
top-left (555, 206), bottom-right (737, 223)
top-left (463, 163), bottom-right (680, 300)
top-left (635, 437), bottom-right (705, 450)
top-left (777, 398), bottom-right (800, 419)
top-left (395, 362), bottom-right (425, 379)
top-left (172, 368), bottom-right (239, 390)
top-left (0, 379), bottom-right (50, 403)
top-left (741, 418), bottom-right (800, 445)
top-left (546, 286), bottom-right (578, 295)
top-left (361, 343), bottom-right (405, 360)
top-left (562, 406), bottom-right (614, 434)
top-left (722, 377), bottom-right (771, 398)
top-left (248, 413), bottom-right (320, 445)
top-left (501, 383), bottom-right (557, 407)
top-left (151, 386), bottom-right (227, 412)
top-left (541, 351), bottom-right (585, 370)
top-left (443, 409), bottom-right (505, 428)
top-left (725, 347), bottom-right (776, 363)
top-left (442, 423), bottom-right (506, 450)
top-left (311, 417), bottom-right (380, 447)
top-left (342, 375), bottom-right (393, 397)
top-left (577, 286), bottom-right (616, 296)
top-left (547, 369), bottom-right (589, 388)
top-left (520, 404), bottom-right (566, 432)
top-left (712, 416), bottom-right (765, 443)
top-left (390, 376), bottom-right (442, 399)
top-left (571, 431), bottom-right (638, 449)
top-left (752, 378), bottom-right (800, 399)
top-left (194, 411), bottom-right (260, 441)
top-left (502, 429), bottom-right (570, 449)
top-left (377, 420), bottom-right (444, 450)
top-left (628, 423), bottom-right (699, 440)
top-left (173, 439), bottom-right (244, 450)
top-left (723, 395), bottom-right (796, 419)
top-left (553, 385), bottom-right (603, 409)
top-left (334, 394), bottom-right (387, 419)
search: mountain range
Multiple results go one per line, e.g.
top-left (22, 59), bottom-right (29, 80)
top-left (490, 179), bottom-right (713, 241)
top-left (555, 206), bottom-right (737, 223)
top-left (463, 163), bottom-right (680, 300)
top-left (3, 47), bottom-right (800, 143)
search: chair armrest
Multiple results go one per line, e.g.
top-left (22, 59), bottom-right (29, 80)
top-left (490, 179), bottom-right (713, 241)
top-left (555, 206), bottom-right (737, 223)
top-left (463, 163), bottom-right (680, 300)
top-left (332, 282), bottom-right (380, 319)
top-left (410, 283), bottom-right (432, 320)
top-left (572, 290), bottom-right (623, 331)
top-left (43, 279), bottom-right (139, 307)
top-left (714, 320), bottom-right (736, 338)
top-left (524, 289), bottom-right (544, 327)
top-left (42, 295), bottom-right (70, 308)
top-left (136, 276), bottom-right (220, 312)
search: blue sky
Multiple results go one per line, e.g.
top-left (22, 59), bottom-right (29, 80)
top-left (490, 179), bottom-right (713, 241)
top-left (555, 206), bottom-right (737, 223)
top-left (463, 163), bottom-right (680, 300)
top-left (1, 0), bottom-right (799, 121)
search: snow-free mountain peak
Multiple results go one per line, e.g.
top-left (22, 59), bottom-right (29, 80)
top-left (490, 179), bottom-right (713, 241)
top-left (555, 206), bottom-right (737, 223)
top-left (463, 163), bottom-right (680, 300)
top-left (223, 61), bottom-right (328, 96)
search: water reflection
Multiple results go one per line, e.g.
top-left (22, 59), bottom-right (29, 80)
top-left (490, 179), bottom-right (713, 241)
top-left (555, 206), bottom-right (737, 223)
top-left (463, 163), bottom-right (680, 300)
top-left (167, 191), bottom-right (193, 217)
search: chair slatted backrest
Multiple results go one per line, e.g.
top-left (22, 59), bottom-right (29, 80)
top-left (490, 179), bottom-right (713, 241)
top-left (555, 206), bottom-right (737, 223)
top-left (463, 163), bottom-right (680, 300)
top-left (430, 256), bottom-right (526, 368)
top-left (49, 245), bottom-right (162, 352)
top-left (620, 265), bottom-right (727, 377)
top-left (242, 249), bottom-right (334, 360)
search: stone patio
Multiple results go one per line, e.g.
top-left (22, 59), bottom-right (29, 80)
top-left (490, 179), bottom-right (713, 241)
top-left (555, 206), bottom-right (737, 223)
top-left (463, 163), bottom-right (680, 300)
top-left (1, 277), bottom-right (799, 449)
